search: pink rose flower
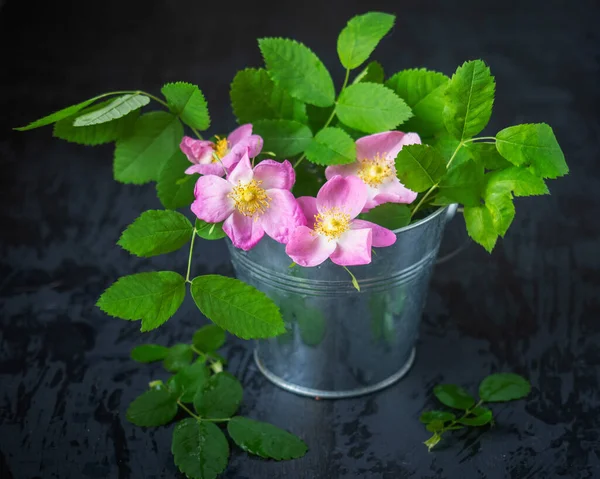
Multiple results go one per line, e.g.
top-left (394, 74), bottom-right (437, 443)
top-left (180, 124), bottom-right (264, 177)
top-left (325, 131), bottom-right (420, 211)
top-left (191, 153), bottom-right (305, 251)
top-left (285, 175), bottom-right (397, 267)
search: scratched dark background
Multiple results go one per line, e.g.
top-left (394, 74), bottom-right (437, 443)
top-left (1, 0), bottom-right (599, 477)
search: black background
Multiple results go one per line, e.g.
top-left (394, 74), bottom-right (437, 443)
top-left (1, 0), bottom-right (599, 478)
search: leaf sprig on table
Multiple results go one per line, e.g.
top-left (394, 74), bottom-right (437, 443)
top-left (421, 373), bottom-right (531, 450)
top-left (128, 324), bottom-right (307, 479)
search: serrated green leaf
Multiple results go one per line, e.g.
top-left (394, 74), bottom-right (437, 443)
top-left (195, 219), bottom-right (226, 240)
top-left (353, 61), bottom-right (385, 84)
top-left (444, 60), bottom-right (495, 141)
top-left (458, 407), bottom-right (493, 426)
top-left (73, 94), bottom-right (149, 126)
top-left (114, 111), bottom-right (183, 184)
top-left (434, 384), bottom-right (476, 410)
top-left (386, 68), bottom-right (449, 136)
top-left (231, 68), bottom-right (307, 124)
top-left (253, 119), bottom-right (313, 157)
top-left (53, 99), bottom-right (139, 145)
top-left (172, 419), bottom-right (229, 479)
top-left (479, 373), bottom-right (531, 402)
top-left (428, 131), bottom-right (472, 169)
top-left (336, 83), bottom-right (412, 134)
top-left (169, 361), bottom-right (210, 403)
top-left (14, 94), bottom-right (108, 130)
top-left (395, 144), bottom-right (446, 192)
top-left (161, 82), bottom-right (210, 131)
top-left (337, 12), bottom-right (395, 69)
top-left (157, 150), bottom-right (197, 210)
top-left (495, 123), bottom-right (568, 179)
top-left (304, 127), bottom-right (356, 166)
top-left (126, 388), bottom-right (178, 427)
top-left (467, 142), bottom-right (511, 170)
top-left (227, 416), bottom-right (308, 460)
top-left (163, 344), bottom-right (194, 373)
top-left (358, 203), bottom-right (411, 229)
top-left (435, 159), bottom-right (484, 206)
top-left (118, 210), bottom-right (193, 257)
top-left (419, 410), bottom-right (456, 424)
top-left (193, 325), bottom-right (226, 352)
top-left (485, 166), bottom-right (549, 197)
top-left (130, 344), bottom-right (170, 363)
top-left (483, 186), bottom-right (515, 237)
top-left (193, 372), bottom-right (243, 419)
top-left (96, 271), bottom-right (186, 332)
top-left (259, 38), bottom-right (335, 107)
top-left (190, 275), bottom-right (285, 339)
top-left (463, 205), bottom-right (498, 252)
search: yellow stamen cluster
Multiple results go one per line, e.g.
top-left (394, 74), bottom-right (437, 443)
top-left (314, 207), bottom-right (351, 240)
top-left (357, 153), bottom-right (393, 187)
top-left (213, 136), bottom-right (229, 162)
top-left (228, 179), bottom-right (270, 217)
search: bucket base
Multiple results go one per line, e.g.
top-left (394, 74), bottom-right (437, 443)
top-left (253, 347), bottom-right (416, 399)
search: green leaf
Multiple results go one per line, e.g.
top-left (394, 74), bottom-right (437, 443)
top-left (444, 60), bottom-right (495, 141)
top-left (428, 131), bottom-right (472, 169)
top-left (386, 68), bottom-right (449, 136)
top-left (433, 384), bottom-right (476, 410)
top-left (252, 119), bottom-right (313, 158)
top-left (14, 94), bottom-right (108, 130)
top-left (259, 37), bottom-right (335, 107)
top-left (353, 61), bottom-right (385, 84)
top-left (358, 203), bottom-right (410, 229)
top-left (126, 388), bottom-right (178, 427)
top-left (73, 94), bottom-right (149, 126)
top-left (130, 344), bottom-right (170, 363)
top-left (163, 344), bottom-right (194, 373)
top-left (495, 123), bottom-right (568, 178)
top-left (483, 186), bottom-right (515, 237)
top-left (169, 361), bottom-right (210, 403)
top-left (114, 111), bottom-right (183, 184)
top-left (336, 83), bottom-right (412, 134)
top-left (419, 410), bottom-right (456, 424)
top-left (96, 271), bottom-right (186, 332)
top-left (467, 142), bottom-right (511, 170)
top-left (230, 68), bottom-right (307, 124)
top-left (395, 144), bottom-right (446, 192)
top-left (118, 210), bottom-right (193, 258)
top-left (458, 407), bottom-right (494, 426)
top-left (306, 104), bottom-right (335, 134)
top-left (337, 12), bottom-right (395, 69)
top-left (426, 420), bottom-right (446, 432)
top-left (172, 419), bottom-right (229, 479)
top-left (304, 127), bottom-right (356, 166)
top-left (463, 205), bottom-right (498, 252)
top-left (227, 416), bottom-right (308, 460)
top-left (193, 372), bottom-right (243, 419)
top-left (161, 82), bottom-right (210, 131)
top-left (193, 325), bottom-right (226, 352)
top-left (156, 150), bottom-right (197, 210)
top-left (424, 434), bottom-right (442, 451)
top-left (195, 219), bottom-right (226, 240)
top-left (53, 100), bottom-right (139, 145)
top-left (435, 159), bottom-right (484, 206)
top-left (479, 373), bottom-right (531, 402)
top-left (190, 275), bottom-right (285, 339)
top-left (485, 167), bottom-right (549, 197)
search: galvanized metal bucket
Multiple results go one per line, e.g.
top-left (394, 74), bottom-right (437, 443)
top-left (228, 205), bottom-right (456, 398)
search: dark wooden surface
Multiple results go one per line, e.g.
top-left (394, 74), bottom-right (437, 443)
top-left (1, 0), bottom-right (599, 478)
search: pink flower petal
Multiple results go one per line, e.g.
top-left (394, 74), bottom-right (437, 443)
top-left (220, 144), bottom-right (246, 171)
top-left (191, 175), bottom-right (234, 223)
top-left (351, 219), bottom-right (397, 247)
top-left (226, 153), bottom-right (254, 184)
top-left (259, 189), bottom-right (306, 244)
top-left (324, 163), bottom-right (359, 180)
top-left (245, 134), bottom-right (264, 158)
top-left (223, 211), bottom-right (265, 251)
top-left (227, 124), bottom-right (253, 146)
top-left (180, 136), bottom-right (214, 164)
top-left (253, 160), bottom-right (295, 190)
top-left (285, 226), bottom-right (337, 267)
top-left (185, 163), bottom-right (226, 177)
top-left (330, 228), bottom-right (373, 266)
top-left (297, 196), bottom-right (319, 229)
top-left (373, 177), bottom-right (418, 205)
top-left (356, 131), bottom-right (421, 161)
top-left (316, 175), bottom-right (367, 219)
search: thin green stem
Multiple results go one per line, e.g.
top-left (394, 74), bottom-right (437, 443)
top-left (446, 141), bottom-right (464, 170)
top-left (185, 228), bottom-right (197, 283)
top-left (190, 126), bottom-right (203, 140)
top-left (342, 266), bottom-right (360, 292)
top-left (463, 136), bottom-right (496, 144)
top-left (442, 400), bottom-right (484, 433)
top-left (200, 418), bottom-right (231, 423)
top-left (136, 91), bottom-right (171, 109)
top-left (177, 400), bottom-right (200, 419)
top-left (411, 186), bottom-right (438, 218)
